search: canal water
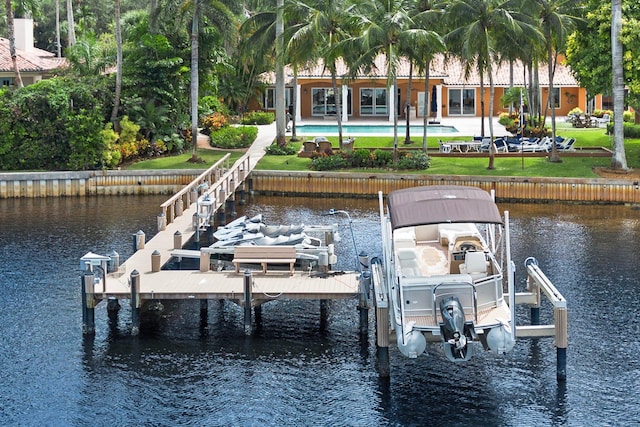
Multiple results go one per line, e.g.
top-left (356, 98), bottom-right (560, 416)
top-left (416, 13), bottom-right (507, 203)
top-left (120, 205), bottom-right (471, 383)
top-left (1, 194), bottom-right (638, 426)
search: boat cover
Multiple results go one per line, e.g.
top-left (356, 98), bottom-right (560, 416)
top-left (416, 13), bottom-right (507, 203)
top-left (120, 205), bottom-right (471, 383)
top-left (387, 186), bottom-right (503, 229)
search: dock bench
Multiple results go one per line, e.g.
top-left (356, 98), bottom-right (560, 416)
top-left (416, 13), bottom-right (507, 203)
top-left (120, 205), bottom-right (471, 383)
top-left (232, 245), bottom-right (296, 275)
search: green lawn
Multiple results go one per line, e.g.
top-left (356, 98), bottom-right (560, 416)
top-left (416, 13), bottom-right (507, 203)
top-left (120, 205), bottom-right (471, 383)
top-left (125, 149), bottom-right (244, 170)
top-left (125, 127), bottom-right (638, 178)
top-left (255, 127), bottom-right (639, 178)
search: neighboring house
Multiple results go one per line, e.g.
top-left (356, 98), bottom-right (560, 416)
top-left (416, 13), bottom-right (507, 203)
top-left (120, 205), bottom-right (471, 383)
top-left (0, 18), bottom-right (67, 87)
top-left (261, 54), bottom-right (607, 122)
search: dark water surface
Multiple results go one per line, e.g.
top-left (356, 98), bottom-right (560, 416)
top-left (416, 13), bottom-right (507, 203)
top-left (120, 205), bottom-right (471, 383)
top-left (1, 195), bottom-right (638, 426)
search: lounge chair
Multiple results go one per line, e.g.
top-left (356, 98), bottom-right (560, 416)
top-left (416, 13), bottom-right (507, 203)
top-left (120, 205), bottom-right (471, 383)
top-left (597, 114), bottom-right (610, 127)
top-left (438, 140), bottom-right (452, 153)
top-left (556, 137), bottom-right (575, 151)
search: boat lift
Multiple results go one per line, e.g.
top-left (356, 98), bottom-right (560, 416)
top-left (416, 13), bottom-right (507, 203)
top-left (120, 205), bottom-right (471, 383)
top-left (372, 256), bottom-right (568, 381)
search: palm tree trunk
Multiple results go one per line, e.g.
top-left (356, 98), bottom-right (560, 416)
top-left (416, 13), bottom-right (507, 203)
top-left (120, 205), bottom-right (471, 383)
top-left (110, 0), bottom-right (123, 127)
top-left (404, 62), bottom-right (413, 144)
top-left (5, 0), bottom-right (23, 88)
top-left (66, 0), bottom-right (76, 47)
top-left (487, 67), bottom-right (495, 170)
top-left (422, 65), bottom-right (431, 153)
top-left (547, 32), bottom-right (560, 163)
top-left (190, 2), bottom-right (200, 160)
top-left (275, 0), bottom-right (286, 147)
top-left (611, 0), bottom-right (628, 170)
top-left (479, 70), bottom-right (485, 136)
top-left (55, 0), bottom-right (61, 57)
top-left (331, 68), bottom-right (343, 150)
top-left (291, 67), bottom-right (299, 142)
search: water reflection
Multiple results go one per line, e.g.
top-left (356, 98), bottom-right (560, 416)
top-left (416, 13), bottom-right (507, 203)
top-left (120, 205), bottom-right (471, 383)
top-left (1, 195), bottom-right (640, 426)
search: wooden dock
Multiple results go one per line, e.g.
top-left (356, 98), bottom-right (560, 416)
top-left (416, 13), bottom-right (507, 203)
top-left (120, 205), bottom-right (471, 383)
top-left (80, 128), bottom-right (365, 336)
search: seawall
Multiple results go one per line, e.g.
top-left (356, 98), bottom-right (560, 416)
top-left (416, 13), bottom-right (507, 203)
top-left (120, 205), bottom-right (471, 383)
top-left (1, 169), bottom-right (639, 204)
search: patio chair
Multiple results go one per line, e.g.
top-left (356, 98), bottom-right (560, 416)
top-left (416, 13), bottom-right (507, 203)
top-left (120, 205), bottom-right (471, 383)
top-left (597, 114), bottom-right (610, 127)
top-left (438, 140), bottom-right (452, 153)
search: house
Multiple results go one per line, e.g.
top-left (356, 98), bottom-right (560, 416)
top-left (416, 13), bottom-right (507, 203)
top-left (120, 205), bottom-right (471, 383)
top-left (261, 54), bottom-right (607, 122)
top-left (0, 18), bottom-right (67, 87)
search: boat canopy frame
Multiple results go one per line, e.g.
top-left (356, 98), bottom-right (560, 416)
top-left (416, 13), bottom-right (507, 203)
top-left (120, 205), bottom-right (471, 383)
top-left (386, 186), bottom-right (503, 230)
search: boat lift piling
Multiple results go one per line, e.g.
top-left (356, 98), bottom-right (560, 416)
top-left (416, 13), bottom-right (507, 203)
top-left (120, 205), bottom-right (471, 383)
top-left (515, 257), bottom-right (568, 381)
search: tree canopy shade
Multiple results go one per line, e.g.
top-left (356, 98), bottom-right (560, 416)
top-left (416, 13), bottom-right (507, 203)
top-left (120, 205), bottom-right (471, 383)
top-left (566, 0), bottom-right (640, 110)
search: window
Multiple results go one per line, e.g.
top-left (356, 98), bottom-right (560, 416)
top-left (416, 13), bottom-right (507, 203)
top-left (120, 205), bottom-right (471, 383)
top-left (1, 78), bottom-right (11, 87)
top-left (448, 88), bottom-right (475, 115)
top-left (312, 88), bottom-right (351, 116)
top-left (263, 87), bottom-right (293, 110)
top-left (551, 87), bottom-right (560, 109)
top-left (360, 88), bottom-right (387, 115)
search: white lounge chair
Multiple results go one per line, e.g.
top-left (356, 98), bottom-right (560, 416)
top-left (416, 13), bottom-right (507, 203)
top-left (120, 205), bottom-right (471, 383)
top-left (438, 140), bottom-right (451, 153)
top-left (597, 114), bottom-right (610, 127)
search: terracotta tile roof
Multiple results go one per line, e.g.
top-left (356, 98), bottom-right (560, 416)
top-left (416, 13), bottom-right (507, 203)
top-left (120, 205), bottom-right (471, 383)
top-left (276, 53), bottom-right (578, 87)
top-left (0, 37), bottom-right (67, 72)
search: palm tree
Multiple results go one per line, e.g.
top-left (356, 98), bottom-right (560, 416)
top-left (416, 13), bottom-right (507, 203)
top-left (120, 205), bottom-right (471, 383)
top-left (286, 0), bottom-right (350, 149)
top-left (611, 0), bottom-right (628, 170)
top-left (446, 0), bottom-right (533, 169)
top-left (110, 0), bottom-right (123, 127)
top-left (409, 0), bottom-right (446, 152)
top-left (174, 0), bottom-right (236, 162)
top-left (5, 0), bottom-right (24, 87)
top-left (348, 0), bottom-right (440, 160)
top-left (535, 0), bottom-right (580, 163)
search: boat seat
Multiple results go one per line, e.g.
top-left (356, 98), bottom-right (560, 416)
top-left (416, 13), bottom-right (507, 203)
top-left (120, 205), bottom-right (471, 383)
top-left (394, 228), bottom-right (416, 248)
top-left (459, 251), bottom-right (488, 279)
top-left (397, 248), bottom-right (421, 276)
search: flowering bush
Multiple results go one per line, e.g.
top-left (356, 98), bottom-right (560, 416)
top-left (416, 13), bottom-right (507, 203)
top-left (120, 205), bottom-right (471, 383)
top-left (201, 112), bottom-right (228, 134)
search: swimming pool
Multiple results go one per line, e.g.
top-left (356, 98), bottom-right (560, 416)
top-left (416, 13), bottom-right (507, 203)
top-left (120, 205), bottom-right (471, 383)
top-left (296, 123), bottom-right (459, 136)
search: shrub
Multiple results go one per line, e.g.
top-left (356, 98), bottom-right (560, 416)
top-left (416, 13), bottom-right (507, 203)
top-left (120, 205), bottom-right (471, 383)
top-left (201, 112), bottom-right (228, 134)
top-left (606, 121), bottom-right (640, 138)
top-left (372, 149), bottom-right (393, 167)
top-left (568, 107), bottom-right (583, 116)
top-left (265, 143), bottom-right (298, 155)
top-left (395, 151), bottom-right (430, 170)
top-left (623, 111), bottom-right (634, 123)
top-left (349, 148), bottom-right (373, 167)
top-left (209, 126), bottom-right (258, 149)
top-left (242, 111), bottom-right (274, 125)
top-left (310, 153), bottom-right (349, 170)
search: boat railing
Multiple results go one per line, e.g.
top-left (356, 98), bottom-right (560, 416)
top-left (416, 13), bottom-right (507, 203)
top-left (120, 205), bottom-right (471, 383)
top-left (432, 281), bottom-right (478, 323)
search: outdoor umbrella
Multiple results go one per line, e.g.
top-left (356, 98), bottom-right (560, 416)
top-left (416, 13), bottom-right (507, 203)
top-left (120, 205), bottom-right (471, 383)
top-left (430, 86), bottom-right (438, 120)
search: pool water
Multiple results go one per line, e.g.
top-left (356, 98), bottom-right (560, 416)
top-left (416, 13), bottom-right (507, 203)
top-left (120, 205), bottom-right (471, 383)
top-left (296, 123), bottom-right (459, 136)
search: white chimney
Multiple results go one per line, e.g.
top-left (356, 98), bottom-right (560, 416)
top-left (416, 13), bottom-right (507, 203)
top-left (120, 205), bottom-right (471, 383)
top-left (14, 18), bottom-right (34, 52)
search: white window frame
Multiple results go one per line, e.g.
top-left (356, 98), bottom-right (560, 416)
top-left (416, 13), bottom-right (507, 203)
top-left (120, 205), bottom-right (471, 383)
top-left (359, 87), bottom-right (388, 116)
top-left (448, 88), bottom-right (476, 116)
top-left (311, 87), bottom-right (352, 116)
top-left (263, 87), bottom-right (293, 110)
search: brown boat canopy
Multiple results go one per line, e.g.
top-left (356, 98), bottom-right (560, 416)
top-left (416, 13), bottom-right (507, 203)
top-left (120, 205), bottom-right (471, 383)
top-left (387, 186), bottom-right (503, 230)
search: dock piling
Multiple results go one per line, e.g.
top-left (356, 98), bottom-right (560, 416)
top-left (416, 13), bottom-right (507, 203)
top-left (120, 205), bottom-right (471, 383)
top-left (359, 271), bottom-right (371, 335)
top-left (243, 270), bottom-right (252, 335)
top-left (173, 231), bottom-right (182, 249)
top-left (157, 213), bottom-right (166, 232)
top-left (81, 271), bottom-right (95, 336)
top-left (151, 250), bottom-right (161, 272)
top-left (133, 230), bottom-right (145, 251)
top-left (130, 270), bottom-right (141, 336)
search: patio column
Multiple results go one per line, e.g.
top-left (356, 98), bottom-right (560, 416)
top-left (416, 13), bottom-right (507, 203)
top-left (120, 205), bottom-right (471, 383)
top-left (342, 84), bottom-right (349, 123)
top-left (388, 84), bottom-right (395, 123)
top-left (437, 85), bottom-right (443, 122)
top-left (295, 84), bottom-right (302, 122)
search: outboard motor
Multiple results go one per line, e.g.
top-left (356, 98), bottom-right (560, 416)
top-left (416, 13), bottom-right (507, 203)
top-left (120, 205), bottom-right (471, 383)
top-left (439, 296), bottom-right (477, 362)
